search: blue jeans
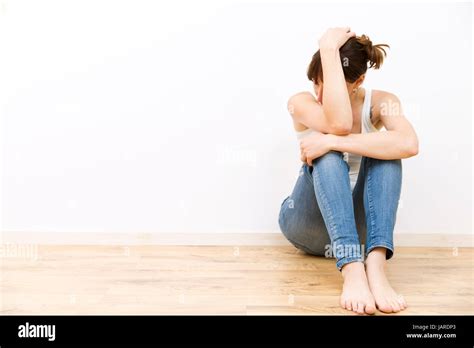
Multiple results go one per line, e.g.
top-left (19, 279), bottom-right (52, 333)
top-left (278, 151), bottom-right (402, 270)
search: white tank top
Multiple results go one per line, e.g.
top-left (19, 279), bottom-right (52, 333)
top-left (296, 88), bottom-right (379, 191)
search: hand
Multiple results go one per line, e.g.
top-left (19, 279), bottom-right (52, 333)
top-left (318, 27), bottom-right (355, 51)
top-left (300, 132), bottom-right (333, 166)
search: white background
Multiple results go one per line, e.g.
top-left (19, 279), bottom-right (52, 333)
top-left (0, 1), bottom-right (472, 235)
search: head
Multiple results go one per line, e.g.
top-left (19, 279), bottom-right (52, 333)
top-left (307, 34), bottom-right (389, 100)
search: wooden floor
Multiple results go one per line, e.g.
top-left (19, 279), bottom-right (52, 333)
top-left (0, 245), bottom-right (472, 315)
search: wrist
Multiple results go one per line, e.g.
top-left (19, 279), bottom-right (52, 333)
top-left (325, 134), bottom-right (339, 151)
top-left (320, 46), bottom-right (339, 55)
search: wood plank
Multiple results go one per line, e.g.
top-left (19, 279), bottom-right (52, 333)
top-left (0, 245), bottom-right (472, 314)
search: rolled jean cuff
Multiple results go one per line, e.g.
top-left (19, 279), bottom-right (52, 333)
top-left (366, 240), bottom-right (394, 260)
top-left (336, 256), bottom-right (364, 271)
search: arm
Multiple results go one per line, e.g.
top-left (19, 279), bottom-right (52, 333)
top-left (300, 92), bottom-right (419, 163)
top-left (288, 28), bottom-right (355, 135)
top-left (288, 92), bottom-right (351, 135)
top-left (318, 46), bottom-right (353, 133)
top-left (328, 93), bottom-right (418, 159)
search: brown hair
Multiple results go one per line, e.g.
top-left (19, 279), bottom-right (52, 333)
top-left (307, 34), bottom-right (389, 83)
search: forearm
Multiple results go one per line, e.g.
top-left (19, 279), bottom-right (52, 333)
top-left (327, 131), bottom-right (419, 160)
top-left (320, 48), bottom-right (352, 131)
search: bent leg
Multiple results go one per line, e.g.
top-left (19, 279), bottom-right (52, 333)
top-left (358, 156), bottom-right (406, 313)
top-left (280, 154), bottom-right (377, 314)
top-left (278, 164), bottom-right (331, 256)
top-left (311, 151), bottom-right (364, 270)
top-left (361, 157), bottom-right (402, 259)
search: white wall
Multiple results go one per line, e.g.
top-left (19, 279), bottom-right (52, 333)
top-left (0, 1), bottom-right (472, 234)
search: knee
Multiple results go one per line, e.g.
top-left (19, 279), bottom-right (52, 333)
top-left (311, 151), bottom-right (346, 172)
top-left (365, 158), bottom-right (402, 192)
top-left (368, 158), bottom-right (402, 175)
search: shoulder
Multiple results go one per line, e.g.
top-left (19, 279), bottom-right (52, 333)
top-left (286, 91), bottom-right (321, 131)
top-left (370, 90), bottom-right (403, 118)
top-left (372, 89), bottom-right (401, 102)
top-left (288, 91), bottom-right (316, 104)
top-left (287, 91), bottom-right (319, 117)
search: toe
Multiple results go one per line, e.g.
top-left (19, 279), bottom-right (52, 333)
top-left (365, 302), bottom-right (376, 315)
top-left (356, 302), bottom-right (365, 314)
top-left (398, 295), bottom-right (407, 309)
top-left (346, 301), bottom-right (352, 311)
top-left (377, 301), bottom-right (393, 313)
top-left (391, 300), bottom-right (401, 312)
top-left (351, 301), bottom-right (358, 313)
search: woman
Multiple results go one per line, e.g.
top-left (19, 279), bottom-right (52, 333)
top-left (279, 27), bottom-right (419, 315)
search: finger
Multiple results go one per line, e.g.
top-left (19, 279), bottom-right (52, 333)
top-left (347, 31), bottom-right (356, 38)
top-left (301, 150), bottom-right (307, 162)
top-left (307, 157), bottom-right (312, 166)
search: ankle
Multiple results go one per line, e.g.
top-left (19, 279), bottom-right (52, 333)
top-left (341, 261), bottom-right (365, 278)
top-left (366, 248), bottom-right (388, 269)
top-left (366, 260), bottom-right (385, 273)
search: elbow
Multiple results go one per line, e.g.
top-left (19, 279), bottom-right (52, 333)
top-left (407, 144), bottom-right (419, 157)
top-left (326, 112), bottom-right (353, 135)
top-left (329, 123), bottom-right (352, 135)
top-left (402, 137), bottom-right (419, 158)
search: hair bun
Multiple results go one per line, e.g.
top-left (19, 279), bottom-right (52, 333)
top-left (307, 33), bottom-right (390, 84)
top-left (357, 34), bottom-right (389, 70)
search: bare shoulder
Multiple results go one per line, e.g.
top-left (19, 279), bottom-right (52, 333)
top-left (287, 91), bottom-right (319, 115)
top-left (371, 89), bottom-right (403, 118)
top-left (371, 89), bottom-right (401, 105)
top-left (288, 91), bottom-right (316, 103)
top-left (287, 91), bottom-right (318, 132)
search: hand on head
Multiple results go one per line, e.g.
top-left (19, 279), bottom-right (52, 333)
top-left (318, 27), bottom-right (356, 51)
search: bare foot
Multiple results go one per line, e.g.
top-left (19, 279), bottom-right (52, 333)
top-left (365, 247), bottom-right (407, 313)
top-left (340, 261), bottom-right (376, 315)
